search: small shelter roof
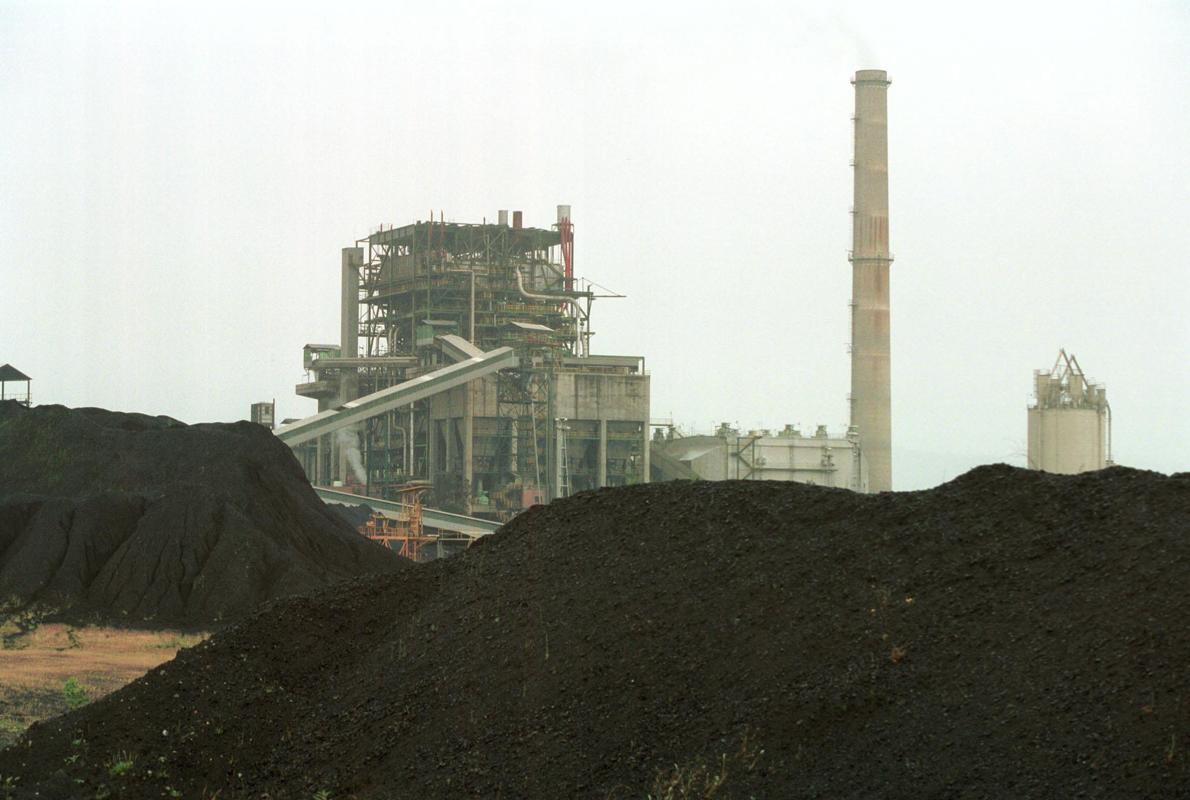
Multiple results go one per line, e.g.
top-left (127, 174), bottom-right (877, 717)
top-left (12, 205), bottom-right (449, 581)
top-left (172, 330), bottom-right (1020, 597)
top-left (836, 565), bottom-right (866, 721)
top-left (0, 364), bottom-right (30, 381)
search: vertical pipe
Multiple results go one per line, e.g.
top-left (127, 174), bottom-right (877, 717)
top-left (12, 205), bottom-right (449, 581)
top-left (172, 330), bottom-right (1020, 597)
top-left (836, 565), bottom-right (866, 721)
top-left (315, 435), bottom-right (323, 485)
top-left (849, 69), bottom-right (893, 492)
top-left (340, 247), bottom-right (363, 485)
top-left (598, 419), bottom-right (607, 487)
top-left (554, 419), bottom-right (564, 498)
top-left (509, 417), bottom-right (519, 479)
top-left (641, 422), bottom-right (651, 485)
top-left (340, 247), bottom-right (362, 362)
top-left (463, 390), bottom-right (474, 513)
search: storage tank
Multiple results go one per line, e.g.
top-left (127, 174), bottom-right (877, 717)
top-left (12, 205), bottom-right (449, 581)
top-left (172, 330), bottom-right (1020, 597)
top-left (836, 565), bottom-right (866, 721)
top-left (1026, 350), bottom-right (1111, 474)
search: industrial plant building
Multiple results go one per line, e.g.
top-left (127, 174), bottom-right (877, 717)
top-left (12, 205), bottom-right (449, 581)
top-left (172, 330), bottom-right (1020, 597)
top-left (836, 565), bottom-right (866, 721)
top-left (283, 207), bottom-right (650, 521)
top-left (654, 424), bottom-right (868, 491)
top-left (1027, 349), bottom-right (1112, 474)
top-left (276, 67), bottom-right (896, 523)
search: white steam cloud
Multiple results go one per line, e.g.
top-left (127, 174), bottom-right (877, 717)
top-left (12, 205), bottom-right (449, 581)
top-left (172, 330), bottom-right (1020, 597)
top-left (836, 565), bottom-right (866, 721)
top-left (336, 427), bottom-right (367, 486)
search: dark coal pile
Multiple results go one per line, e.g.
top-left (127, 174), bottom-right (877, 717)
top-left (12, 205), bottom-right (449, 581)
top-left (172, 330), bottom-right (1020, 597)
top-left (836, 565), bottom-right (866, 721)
top-left (0, 402), bottom-right (401, 625)
top-left (328, 501), bottom-right (375, 529)
top-left (2, 465), bottom-right (1187, 798)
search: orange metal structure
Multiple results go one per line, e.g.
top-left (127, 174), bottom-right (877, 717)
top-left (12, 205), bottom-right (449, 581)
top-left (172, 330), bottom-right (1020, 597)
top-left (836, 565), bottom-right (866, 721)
top-left (359, 483), bottom-right (436, 561)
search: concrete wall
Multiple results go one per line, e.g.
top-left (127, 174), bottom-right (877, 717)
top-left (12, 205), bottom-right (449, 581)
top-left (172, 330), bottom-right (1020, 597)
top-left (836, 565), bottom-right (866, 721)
top-left (428, 366), bottom-right (651, 505)
top-left (553, 371), bottom-right (650, 421)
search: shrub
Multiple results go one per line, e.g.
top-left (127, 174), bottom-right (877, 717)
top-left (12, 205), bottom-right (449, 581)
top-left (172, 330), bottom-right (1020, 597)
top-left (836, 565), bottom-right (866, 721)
top-left (62, 678), bottom-right (88, 710)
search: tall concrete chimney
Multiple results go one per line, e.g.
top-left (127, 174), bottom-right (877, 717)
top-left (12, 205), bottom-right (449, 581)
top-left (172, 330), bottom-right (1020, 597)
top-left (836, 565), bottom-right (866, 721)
top-left (849, 69), bottom-right (892, 492)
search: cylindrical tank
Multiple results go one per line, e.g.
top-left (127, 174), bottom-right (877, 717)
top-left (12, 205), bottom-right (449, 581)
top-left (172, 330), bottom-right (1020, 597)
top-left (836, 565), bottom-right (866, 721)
top-left (1027, 406), bottom-right (1107, 473)
top-left (1068, 373), bottom-right (1085, 404)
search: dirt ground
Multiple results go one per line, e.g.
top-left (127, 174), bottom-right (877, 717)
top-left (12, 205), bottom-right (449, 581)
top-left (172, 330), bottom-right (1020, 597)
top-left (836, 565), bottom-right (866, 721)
top-left (2, 465), bottom-right (1185, 799)
top-left (0, 625), bottom-right (206, 749)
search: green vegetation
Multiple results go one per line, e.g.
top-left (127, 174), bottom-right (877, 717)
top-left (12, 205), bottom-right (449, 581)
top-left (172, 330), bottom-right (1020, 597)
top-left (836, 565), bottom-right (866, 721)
top-left (62, 677), bottom-right (88, 709)
top-left (106, 751), bottom-right (134, 777)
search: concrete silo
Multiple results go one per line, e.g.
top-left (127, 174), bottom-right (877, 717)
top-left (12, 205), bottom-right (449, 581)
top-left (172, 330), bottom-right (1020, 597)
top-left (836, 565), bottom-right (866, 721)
top-left (1027, 350), bottom-right (1112, 474)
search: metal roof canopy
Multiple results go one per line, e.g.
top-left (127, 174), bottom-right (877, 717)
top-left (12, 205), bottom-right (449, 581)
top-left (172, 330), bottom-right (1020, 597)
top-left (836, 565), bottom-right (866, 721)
top-left (560, 354), bottom-right (645, 370)
top-left (0, 364), bottom-right (30, 381)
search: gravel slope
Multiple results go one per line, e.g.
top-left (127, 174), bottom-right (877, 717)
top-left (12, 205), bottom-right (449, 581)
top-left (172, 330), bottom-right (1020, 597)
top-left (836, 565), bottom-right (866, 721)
top-left (1, 464), bottom-right (1186, 798)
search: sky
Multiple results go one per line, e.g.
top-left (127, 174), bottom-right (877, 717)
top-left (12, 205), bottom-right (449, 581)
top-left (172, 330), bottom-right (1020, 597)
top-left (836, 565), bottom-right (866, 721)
top-left (1, 0), bottom-right (1187, 489)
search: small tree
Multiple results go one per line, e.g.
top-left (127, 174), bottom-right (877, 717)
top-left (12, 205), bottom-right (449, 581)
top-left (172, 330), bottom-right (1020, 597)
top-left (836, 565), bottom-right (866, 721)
top-left (62, 678), bottom-right (88, 710)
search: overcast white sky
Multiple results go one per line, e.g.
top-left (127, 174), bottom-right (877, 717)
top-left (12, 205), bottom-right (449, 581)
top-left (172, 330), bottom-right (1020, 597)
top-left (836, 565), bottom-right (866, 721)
top-left (2, 0), bottom-right (1187, 488)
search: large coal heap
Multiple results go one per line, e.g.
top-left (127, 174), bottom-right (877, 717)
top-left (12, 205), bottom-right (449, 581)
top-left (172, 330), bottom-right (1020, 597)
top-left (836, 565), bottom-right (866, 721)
top-left (2, 465), bottom-right (1187, 798)
top-left (0, 402), bottom-right (402, 625)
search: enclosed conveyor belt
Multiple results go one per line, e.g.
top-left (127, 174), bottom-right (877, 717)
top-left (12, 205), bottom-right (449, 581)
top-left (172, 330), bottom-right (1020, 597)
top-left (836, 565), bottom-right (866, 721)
top-left (275, 346), bottom-right (518, 447)
top-left (435, 334), bottom-right (484, 362)
top-left (314, 487), bottom-right (502, 538)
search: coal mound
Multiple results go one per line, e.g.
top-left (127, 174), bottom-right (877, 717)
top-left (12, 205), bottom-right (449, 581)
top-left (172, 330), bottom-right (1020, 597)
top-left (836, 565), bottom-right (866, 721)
top-left (0, 402), bottom-right (401, 625)
top-left (329, 502), bottom-right (375, 529)
top-left (2, 465), bottom-right (1186, 798)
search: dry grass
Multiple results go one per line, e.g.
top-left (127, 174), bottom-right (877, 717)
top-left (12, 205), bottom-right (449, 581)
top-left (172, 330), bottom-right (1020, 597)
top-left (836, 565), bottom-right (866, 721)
top-left (0, 624), bottom-right (208, 748)
top-left (644, 731), bottom-right (764, 800)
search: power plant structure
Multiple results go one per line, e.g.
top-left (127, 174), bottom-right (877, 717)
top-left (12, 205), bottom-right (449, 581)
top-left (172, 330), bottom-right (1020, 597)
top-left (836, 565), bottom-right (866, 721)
top-left (654, 423), bottom-right (868, 491)
top-left (282, 206), bottom-right (651, 522)
top-left (1027, 349), bottom-right (1112, 474)
top-left (849, 69), bottom-right (893, 492)
top-left (274, 68), bottom-right (893, 525)
top-left (653, 68), bottom-right (892, 496)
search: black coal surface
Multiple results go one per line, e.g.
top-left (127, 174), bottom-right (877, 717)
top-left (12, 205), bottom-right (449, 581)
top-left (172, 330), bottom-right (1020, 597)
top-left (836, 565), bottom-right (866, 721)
top-left (1, 465), bottom-right (1186, 798)
top-left (0, 402), bottom-right (401, 625)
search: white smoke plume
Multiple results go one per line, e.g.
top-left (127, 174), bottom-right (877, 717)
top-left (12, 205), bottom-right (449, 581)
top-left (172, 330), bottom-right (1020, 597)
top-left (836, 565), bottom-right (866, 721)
top-left (336, 426), bottom-right (367, 486)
